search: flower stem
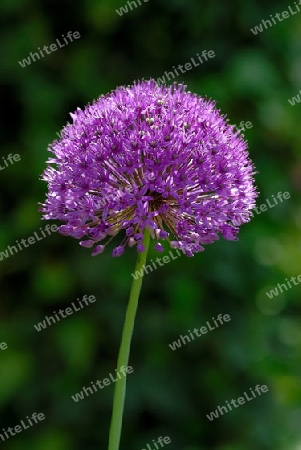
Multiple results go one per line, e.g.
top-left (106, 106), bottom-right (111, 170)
top-left (108, 228), bottom-right (150, 450)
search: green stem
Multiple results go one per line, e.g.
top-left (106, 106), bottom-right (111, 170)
top-left (108, 228), bottom-right (151, 450)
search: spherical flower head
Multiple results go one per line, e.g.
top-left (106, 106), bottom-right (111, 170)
top-left (40, 79), bottom-right (258, 257)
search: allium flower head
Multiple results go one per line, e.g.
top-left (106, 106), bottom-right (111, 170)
top-left (41, 80), bottom-right (257, 257)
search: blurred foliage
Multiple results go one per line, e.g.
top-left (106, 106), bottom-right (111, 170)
top-left (0, 0), bottom-right (301, 449)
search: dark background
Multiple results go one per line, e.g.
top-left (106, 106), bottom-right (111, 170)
top-left (1, 0), bottom-right (301, 449)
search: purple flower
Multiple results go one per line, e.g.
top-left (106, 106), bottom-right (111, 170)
top-left (40, 80), bottom-right (257, 257)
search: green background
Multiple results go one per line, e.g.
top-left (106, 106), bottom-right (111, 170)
top-left (1, 0), bottom-right (301, 449)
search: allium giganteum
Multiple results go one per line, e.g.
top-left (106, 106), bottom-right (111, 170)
top-left (41, 80), bottom-right (257, 256)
